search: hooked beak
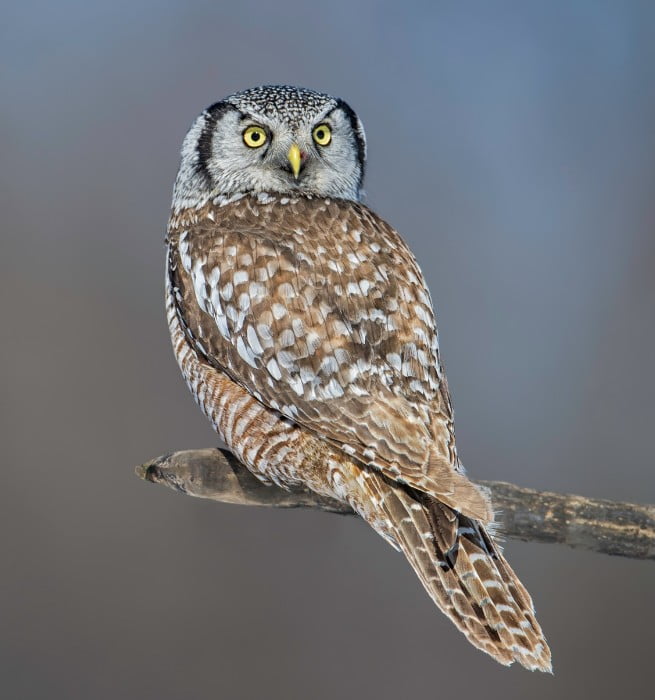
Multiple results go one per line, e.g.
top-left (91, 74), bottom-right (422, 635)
top-left (287, 143), bottom-right (302, 179)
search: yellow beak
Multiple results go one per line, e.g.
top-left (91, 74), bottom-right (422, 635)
top-left (287, 143), bottom-right (302, 179)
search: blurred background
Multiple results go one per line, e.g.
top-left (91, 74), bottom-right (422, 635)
top-left (2, 1), bottom-right (655, 698)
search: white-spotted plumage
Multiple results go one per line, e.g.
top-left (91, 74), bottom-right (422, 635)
top-left (166, 85), bottom-right (551, 671)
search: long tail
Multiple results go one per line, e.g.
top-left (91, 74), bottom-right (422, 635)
top-left (350, 469), bottom-right (552, 671)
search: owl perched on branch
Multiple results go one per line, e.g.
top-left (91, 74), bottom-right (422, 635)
top-left (166, 85), bottom-right (551, 671)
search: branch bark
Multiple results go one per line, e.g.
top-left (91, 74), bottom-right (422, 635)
top-left (136, 448), bottom-right (655, 562)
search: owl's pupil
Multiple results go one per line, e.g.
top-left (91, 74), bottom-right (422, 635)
top-left (317, 130), bottom-right (324, 139)
top-left (252, 132), bottom-right (260, 141)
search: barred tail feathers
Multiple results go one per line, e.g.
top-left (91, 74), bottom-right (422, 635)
top-left (351, 469), bottom-right (552, 672)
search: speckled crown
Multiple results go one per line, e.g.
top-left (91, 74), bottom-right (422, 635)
top-left (225, 85), bottom-right (338, 127)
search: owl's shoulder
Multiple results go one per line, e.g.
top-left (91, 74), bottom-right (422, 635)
top-left (170, 194), bottom-right (411, 264)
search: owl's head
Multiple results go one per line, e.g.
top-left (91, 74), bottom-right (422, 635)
top-left (172, 85), bottom-right (367, 211)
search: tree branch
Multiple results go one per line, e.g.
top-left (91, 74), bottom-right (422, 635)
top-left (136, 448), bottom-right (655, 562)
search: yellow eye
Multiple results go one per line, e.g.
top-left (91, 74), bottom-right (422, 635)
top-left (312, 123), bottom-right (332, 146)
top-left (243, 125), bottom-right (267, 148)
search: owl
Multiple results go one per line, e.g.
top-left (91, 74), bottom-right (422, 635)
top-left (166, 85), bottom-right (551, 671)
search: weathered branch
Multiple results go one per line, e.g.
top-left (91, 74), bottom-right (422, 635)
top-left (136, 448), bottom-right (655, 562)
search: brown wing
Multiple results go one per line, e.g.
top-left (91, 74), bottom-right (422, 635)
top-left (168, 195), bottom-right (491, 520)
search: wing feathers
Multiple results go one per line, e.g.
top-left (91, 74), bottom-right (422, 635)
top-left (169, 195), bottom-right (489, 519)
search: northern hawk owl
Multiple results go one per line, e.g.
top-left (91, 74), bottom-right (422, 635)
top-left (165, 85), bottom-right (551, 671)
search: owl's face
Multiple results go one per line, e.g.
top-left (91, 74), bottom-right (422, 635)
top-left (173, 86), bottom-right (367, 211)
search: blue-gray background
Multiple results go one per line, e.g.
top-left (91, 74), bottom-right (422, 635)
top-left (2, 1), bottom-right (654, 698)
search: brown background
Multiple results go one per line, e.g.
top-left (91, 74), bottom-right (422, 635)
top-left (2, 2), bottom-right (654, 698)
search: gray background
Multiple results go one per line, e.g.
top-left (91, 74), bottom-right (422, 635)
top-left (2, 1), bottom-right (654, 698)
